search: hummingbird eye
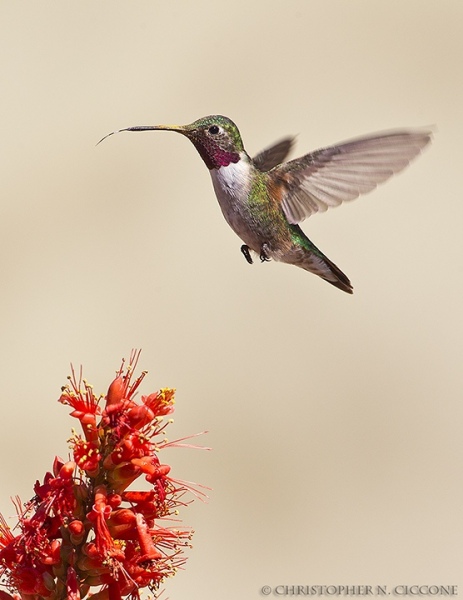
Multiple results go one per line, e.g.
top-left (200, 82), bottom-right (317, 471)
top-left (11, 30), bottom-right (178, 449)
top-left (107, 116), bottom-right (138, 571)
top-left (208, 125), bottom-right (220, 135)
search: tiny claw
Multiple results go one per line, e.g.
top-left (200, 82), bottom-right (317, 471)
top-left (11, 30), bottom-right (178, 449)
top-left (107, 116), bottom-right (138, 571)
top-left (260, 244), bottom-right (271, 263)
top-left (241, 245), bottom-right (253, 265)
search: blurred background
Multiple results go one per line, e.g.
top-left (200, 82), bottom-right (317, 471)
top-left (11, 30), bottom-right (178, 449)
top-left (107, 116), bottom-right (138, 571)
top-left (0, 1), bottom-right (462, 597)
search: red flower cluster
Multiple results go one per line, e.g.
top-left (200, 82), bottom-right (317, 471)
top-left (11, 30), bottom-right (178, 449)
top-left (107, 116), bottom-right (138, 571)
top-left (0, 352), bottom-right (207, 600)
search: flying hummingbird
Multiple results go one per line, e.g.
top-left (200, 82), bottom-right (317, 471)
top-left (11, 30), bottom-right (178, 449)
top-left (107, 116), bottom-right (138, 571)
top-left (99, 115), bottom-right (431, 293)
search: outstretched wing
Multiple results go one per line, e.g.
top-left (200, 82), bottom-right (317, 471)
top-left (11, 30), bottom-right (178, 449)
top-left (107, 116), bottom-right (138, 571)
top-left (253, 137), bottom-right (295, 172)
top-left (272, 130), bottom-right (431, 224)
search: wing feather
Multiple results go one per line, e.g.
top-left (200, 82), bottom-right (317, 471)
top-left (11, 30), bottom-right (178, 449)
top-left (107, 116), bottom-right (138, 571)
top-left (274, 130), bottom-right (431, 224)
top-left (253, 137), bottom-right (295, 172)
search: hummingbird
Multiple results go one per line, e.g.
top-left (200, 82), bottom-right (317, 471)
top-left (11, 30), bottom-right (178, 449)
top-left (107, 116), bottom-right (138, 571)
top-left (99, 115), bottom-right (431, 293)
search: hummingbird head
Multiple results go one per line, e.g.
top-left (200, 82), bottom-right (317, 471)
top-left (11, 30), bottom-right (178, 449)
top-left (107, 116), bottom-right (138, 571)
top-left (180, 115), bottom-right (245, 170)
top-left (98, 115), bottom-right (245, 170)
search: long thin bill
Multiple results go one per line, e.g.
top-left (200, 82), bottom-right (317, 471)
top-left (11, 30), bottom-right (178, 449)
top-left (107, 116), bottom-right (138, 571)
top-left (97, 125), bottom-right (181, 146)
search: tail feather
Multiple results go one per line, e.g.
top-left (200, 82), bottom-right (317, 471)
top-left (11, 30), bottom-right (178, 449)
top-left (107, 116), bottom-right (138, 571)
top-left (296, 250), bottom-right (353, 293)
top-left (317, 254), bottom-right (353, 294)
top-left (286, 227), bottom-right (353, 293)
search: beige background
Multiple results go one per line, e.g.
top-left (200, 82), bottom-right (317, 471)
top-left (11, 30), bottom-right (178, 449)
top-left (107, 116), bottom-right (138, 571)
top-left (0, 1), bottom-right (462, 598)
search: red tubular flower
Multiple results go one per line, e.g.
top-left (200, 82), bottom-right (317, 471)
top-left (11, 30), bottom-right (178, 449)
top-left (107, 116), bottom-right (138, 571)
top-left (59, 369), bottom-right (101, 445)
top-left (71, 439), bottom-right (101, 477)
top-left (0, 351), bottom-right (209, 599)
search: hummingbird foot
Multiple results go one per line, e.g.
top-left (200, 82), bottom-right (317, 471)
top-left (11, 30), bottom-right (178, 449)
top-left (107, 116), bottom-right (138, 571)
top-left (241, 245), bottom-right (253, 265)
top-left (260, 244), bottom-right (271, 263)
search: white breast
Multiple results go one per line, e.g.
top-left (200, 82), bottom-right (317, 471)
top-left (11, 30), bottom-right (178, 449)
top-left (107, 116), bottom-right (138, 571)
top-left (211, 153), bottom-right (251, 194)
top-left (209, 154), bottom-right (259, 249)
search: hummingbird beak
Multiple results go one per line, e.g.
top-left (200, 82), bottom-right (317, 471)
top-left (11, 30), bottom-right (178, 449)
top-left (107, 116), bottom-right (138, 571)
top-left (96, 124), bottom-right (187, 146)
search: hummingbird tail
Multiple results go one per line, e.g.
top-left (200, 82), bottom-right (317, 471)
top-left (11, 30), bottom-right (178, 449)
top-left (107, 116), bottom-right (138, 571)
top-left (289, 236), bottom-right (353, 293)
top-left (316, 255), bottom-right (353, 294)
